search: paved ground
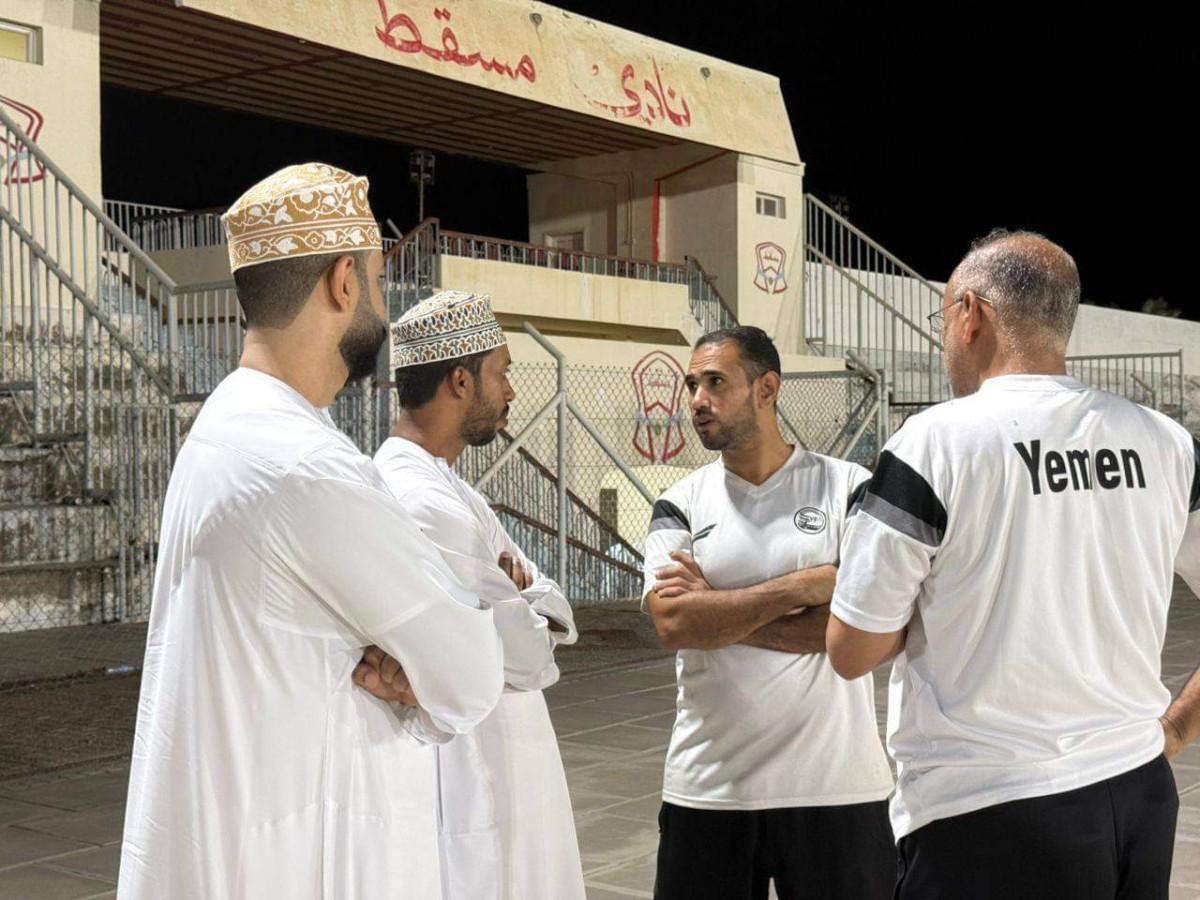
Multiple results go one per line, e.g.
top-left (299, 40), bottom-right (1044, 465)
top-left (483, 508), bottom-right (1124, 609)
top-left (5, 587), bottom-right (1200, 898)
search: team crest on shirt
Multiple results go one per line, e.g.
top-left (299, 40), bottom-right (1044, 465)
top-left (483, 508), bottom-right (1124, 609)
top-left (794, 507), bottom-right (827, 534)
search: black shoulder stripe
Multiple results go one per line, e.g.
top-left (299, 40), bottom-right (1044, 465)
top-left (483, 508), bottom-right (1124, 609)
top-left (846, 479), bottom-right (869, 516)
top-left (1190, 438), bottom-right (1200, 513)
top-left (859, 450), bottom-right (948, 546)
top-left (649, 498), bottom-right (690, 533)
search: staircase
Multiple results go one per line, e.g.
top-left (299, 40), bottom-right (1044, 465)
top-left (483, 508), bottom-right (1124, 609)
top-left (802, 195), bottom-right (1186, 425)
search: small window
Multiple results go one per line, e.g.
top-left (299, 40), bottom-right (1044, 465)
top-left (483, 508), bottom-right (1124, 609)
top-left (546, 231), bottom-right (585, 251)
top-left (756, 192), bottom-right (786, 219)
top-left (0, 20), bottom-right (41, 65)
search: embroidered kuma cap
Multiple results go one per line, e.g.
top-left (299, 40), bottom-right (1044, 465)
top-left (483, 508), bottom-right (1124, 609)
top-left (391, 290), bottom-right (507, 370)
top-left (221, 163), bottom-right (381, 273)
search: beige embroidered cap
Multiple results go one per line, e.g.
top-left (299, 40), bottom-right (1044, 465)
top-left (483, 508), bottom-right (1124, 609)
top-left (391, 290), bottom-right (507, 370)
top-left (221, 163), bottom-right (381, 273)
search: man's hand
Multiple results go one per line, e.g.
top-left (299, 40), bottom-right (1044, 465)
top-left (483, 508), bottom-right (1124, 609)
top-left (652, 552), bottom-right (712, 599)
top-left (500, 552), bottom-right (533, 590)
top-left (1163, 714), bottom-right (1187, 760)
top-left (353, 645), bottom-right (419, 707)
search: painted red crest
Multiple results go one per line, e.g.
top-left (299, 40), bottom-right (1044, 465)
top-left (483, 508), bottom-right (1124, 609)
top-left (631, 350), bottom-right (687, 462)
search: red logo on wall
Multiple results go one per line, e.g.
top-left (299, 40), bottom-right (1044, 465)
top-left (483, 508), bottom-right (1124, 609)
top-left (0, 95), bottom-right (45, 186)
top-left (753, 241), bottom-right (788, 294)
top-left (632, 351), bottom-right (687, 463)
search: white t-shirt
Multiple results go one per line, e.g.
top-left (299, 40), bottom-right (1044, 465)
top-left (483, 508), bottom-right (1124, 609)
top-left (832, 374), bottom-right (1200, 840)
top-left (642, 447), bottom-right (894, 810)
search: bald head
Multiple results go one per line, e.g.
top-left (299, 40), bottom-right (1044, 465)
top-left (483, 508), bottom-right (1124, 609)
top-left (949, 230), bottom-right (1081, 350)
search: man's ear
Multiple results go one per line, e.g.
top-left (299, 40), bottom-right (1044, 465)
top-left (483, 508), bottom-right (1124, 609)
top-left (324, 255), bottom-right (358, 314)
top-left (446, 364), bottom-right (473, 400)
top-left (758, 371), bottom-right (782, 408)
top-left (961, 290), bottom-right (986, 345)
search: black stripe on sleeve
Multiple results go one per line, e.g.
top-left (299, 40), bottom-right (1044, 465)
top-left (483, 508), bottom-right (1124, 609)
top-left (1190, 438), bottom-right (1200, 513)
top-left (859, 450), bottom-right (948, 546)
top-left (649, 498), bottom-right (690, 534)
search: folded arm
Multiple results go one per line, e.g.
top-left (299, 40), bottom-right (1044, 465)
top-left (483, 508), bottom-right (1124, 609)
top-left (391, 479), bottom-right (560, 691)
top-left (645, 552), bottom-right (837, 651)
top-left (740, 605), bottom-right (833, 654)
top-left (275, 473), bottom-right (504, 740)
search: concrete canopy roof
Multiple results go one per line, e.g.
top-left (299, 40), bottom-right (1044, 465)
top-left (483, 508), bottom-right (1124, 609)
top-left (99, 0), bottom-right (800, 169)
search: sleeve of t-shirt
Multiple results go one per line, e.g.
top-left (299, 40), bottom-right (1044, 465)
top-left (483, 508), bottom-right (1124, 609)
top-left (641, 483), bottom-right (694, 612)
top-left (831, 422), bottom-right (948, 634)
top-left (1174, 436), bottom-right (1200, 595)
top-left (269, 471), bottom-right (504, 739)
top-left (840, 462), bottom-right (872, 549)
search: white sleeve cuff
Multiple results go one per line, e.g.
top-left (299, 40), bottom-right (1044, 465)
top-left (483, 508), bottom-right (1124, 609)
top-left (830, 592), bottom-right (912, 634)
top-left (395, 705), bottom-right (456, 745)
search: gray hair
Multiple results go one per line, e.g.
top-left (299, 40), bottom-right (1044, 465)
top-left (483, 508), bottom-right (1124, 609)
top-left (952, 229), bottom-right (1081, 348)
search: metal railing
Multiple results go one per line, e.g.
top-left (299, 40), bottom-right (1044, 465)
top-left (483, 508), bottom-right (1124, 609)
top-left (387, 220), bottom-right (737, 335)
top-left (804, 195), bottom-right (949, 405)
top-left (1067, 351), bottom-right (1184, 418)
top-left (104, 200), bottom-right (182, 242)
top-left (685, 255), bottom-right (737, 336)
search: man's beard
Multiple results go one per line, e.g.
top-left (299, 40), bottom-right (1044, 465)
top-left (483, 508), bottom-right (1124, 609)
top-left (462, 392), bottom-right (509, 447)
top-left (339, 296), bottom-right (388, 383)
top-left (695, 407), bottom-right (758, 451)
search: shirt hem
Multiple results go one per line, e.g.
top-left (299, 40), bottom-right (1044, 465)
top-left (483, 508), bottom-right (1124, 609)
top-left (662, 784), bottom-right (894, 811)
top-left (892, 743), bottom-right (1166, 840)
top-left (830, 595), bottom-right (910, 634)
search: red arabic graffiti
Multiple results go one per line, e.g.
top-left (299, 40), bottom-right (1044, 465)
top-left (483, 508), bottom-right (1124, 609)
top-left (0, 95), bottom-right (46, 186)
top-left (632, 351), bottom-right (687, 463)
top-left (587, 60), bottom-right (692, 129)
top-left (375, 2), bottom-right (537, 83)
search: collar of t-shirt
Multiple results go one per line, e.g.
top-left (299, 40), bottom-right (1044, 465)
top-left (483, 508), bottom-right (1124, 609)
top-left (976, 374), bottom-right (1086, 394)
top-left (720, 445), bottom-right (806, 495)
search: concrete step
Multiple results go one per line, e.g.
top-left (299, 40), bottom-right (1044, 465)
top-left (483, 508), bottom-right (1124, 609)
top-left (0, 567), bottom-right (120, 633)
top-left (0, 446), bottom-right (63, 503)
top-left (0, 502), bottom-right (120, 566)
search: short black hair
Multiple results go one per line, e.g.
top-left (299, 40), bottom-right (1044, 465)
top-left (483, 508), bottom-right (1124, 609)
top-left (694, 326), bottom-right (781, 381)
top-left (233, 250), bottom-right (371, 328)
top-left (394, 350), bottom-right (489, 410)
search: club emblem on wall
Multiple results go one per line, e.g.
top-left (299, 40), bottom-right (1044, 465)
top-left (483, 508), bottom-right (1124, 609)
top-left (632, 350), bottom-right (687, 462)
top-left (753, 241), bottom-right (788, 294)
top-left (0, 95), bottom-right (45, 186)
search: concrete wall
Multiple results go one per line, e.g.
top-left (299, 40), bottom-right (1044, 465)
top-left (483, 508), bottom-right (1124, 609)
top-left (1069, 305), bottom-right (1200, 374)
top-left (735, 155), bottom-right (804, 354)
top-left (443, 253), bottom-right (698, 345)
top-left (0, 0), bottom-right (101, 201)
top-left (528, 145), bottom-right (808, 352)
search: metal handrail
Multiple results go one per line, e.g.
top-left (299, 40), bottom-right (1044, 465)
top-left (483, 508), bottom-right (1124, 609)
top-left (1, 109), bottom-right (183, 297)
top-left (685, 255), bottom-right (738, 326)
top-left (806, 195), bottom-right (944, 296)
top-left (806, 244), bottom-right (942, 349)
top-left (0, 207), bottom-right (174, 398)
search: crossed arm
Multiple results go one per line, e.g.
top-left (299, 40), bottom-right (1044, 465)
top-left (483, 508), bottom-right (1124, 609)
top-left (644, 551), bottom-right (838, 653)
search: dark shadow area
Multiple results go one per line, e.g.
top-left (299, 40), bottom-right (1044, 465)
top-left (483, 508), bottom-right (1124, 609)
top-left (101, 86), bottom-right (531, 241)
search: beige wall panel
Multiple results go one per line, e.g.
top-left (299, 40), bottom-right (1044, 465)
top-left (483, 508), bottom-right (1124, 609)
top-left (735, 156), bottom-right (805, 353)
top-left (0, 0), bottom-right (101, 201)
top-left (441, 254), bottom-right (701, 342)
top-left (180, 0), bottom-right (799, 164)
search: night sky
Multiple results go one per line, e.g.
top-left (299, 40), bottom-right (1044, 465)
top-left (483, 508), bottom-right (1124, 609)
top-left (101, 1), bottom-right (1187, 315)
